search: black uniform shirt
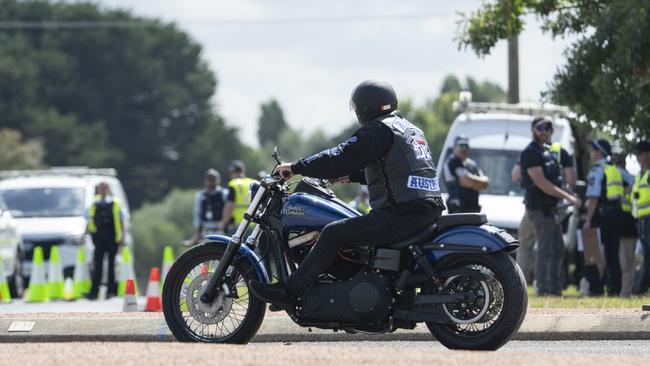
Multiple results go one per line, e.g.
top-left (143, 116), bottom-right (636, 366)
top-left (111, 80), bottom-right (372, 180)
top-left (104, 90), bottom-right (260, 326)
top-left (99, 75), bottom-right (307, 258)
top-left (520, 141), bottom-right (562, 209)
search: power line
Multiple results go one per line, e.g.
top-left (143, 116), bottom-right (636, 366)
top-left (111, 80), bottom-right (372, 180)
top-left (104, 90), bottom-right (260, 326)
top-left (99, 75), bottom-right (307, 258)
top-left (0, 12), bottom-right (456, 29)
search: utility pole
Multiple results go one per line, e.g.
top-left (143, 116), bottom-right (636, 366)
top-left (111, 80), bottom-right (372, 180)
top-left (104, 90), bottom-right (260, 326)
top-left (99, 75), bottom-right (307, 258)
top-left (507, 36), bottom-right (519, 104)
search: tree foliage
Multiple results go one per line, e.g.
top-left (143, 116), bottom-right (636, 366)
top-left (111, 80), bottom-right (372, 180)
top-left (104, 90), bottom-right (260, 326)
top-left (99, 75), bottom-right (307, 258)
top-left (457, 0), bottom-right (650, 139)
top-left (257, 99), bottom-right (289, 147)
top-left (0, 128), bottom-right (44, 170)
top-left (0, 0), bottom-right (257, 206)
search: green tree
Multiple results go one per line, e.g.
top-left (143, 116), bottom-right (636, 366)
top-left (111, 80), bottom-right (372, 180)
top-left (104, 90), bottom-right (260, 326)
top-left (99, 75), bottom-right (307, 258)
top-left (0, 0), bottom-right (235, 206)
top-left (0, 128), bottom-right (44, 170)
top-left (257, 99), bottom-right (288, 147)
top-left (457, 0), bottom-right (650, 139)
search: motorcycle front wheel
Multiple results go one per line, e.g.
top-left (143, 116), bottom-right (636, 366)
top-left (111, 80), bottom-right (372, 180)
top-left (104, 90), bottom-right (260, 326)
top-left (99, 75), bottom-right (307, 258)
top-left (425, 252), bottom-right (527, 350)
top-left (162, 242), bottom-right (266, 343)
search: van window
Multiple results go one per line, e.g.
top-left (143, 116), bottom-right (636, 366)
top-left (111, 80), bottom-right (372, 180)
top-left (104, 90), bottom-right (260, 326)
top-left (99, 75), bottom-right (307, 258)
top-left (439, 148), bottom-right (523, 197)
top-left (0, 187), bottom-right (85, 218)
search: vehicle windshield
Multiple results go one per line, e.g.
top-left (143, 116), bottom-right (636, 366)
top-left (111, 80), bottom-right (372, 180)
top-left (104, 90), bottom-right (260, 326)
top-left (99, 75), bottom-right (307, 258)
top-left (0, 187), bottom-right (85, 218)
top-left (439, 148), bottom-right (523, 197)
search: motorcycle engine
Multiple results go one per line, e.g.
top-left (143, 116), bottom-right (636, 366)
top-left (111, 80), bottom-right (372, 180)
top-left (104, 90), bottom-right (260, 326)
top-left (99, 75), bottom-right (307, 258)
top-left (298, 270), bottom-right (393, 325)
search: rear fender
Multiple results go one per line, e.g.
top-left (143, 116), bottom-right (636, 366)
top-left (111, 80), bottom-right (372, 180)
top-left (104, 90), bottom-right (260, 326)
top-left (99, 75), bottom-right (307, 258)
top-left (204, 235), bottom-right (270, 283)
top-left (423, 224), bottom-right (518, 263)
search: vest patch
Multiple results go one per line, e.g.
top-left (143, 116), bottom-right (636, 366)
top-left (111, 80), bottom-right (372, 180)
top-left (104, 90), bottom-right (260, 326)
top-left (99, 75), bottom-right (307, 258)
top-left (407, 136), bottom-right (433, 161)
top-left (407, 175), bottom-right (439, 192)
top-left (391, 118), bottom-right (409, 133)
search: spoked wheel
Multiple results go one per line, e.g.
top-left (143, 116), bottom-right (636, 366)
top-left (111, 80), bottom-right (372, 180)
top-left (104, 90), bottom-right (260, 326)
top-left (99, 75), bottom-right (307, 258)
top-left (425, 252), bottom-right (527, 350)
top-left (162, 243), bottom-right (266, 343)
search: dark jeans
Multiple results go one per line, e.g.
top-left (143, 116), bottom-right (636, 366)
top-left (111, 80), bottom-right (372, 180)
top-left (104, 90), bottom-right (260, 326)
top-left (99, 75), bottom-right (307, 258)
top-left (528, 208), bottom-right (564, 295)
top-left (288, 199), bottom-right (443, 293)
top-left (636, 216), bottom-right (650, 294)
top-left (90, 231), bottom-right (118, 297)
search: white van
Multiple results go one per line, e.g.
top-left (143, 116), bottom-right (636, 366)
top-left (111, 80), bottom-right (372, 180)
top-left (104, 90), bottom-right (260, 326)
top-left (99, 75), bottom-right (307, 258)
top-left (0, 168), bottom-right (132, 281)
top-left (436, 93), bottom-right (575, 239)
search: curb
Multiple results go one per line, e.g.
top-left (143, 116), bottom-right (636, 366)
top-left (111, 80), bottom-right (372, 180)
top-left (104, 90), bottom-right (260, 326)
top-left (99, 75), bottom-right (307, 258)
top-left (1, 314), bottom-right (649, 342)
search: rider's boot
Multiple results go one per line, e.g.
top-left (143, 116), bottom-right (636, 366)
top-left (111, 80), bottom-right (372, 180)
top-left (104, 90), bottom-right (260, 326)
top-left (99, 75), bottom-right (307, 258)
top-left (249, 281), bottom-right (298, 310)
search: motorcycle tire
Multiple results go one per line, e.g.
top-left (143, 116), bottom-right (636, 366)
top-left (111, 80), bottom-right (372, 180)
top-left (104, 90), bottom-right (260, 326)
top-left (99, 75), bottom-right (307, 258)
top-left (162, 242), bottom-right (266, 343)
top-left (425, 252), bottom-right (527, 350)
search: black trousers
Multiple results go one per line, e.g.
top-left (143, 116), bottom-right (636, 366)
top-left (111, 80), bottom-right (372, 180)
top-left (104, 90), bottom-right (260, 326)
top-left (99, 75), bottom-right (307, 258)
top-left (596, 208), bottom-right (624, 296)
top-left (90, 231), bottom-right (118, 296)
top-left (287, 198), bottom-right (443, 293)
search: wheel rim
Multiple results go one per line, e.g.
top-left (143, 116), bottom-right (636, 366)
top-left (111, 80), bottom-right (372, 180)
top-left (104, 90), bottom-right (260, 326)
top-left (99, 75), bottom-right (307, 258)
top-left (174, 259), bottom-right (251, 341)
top-left (440, 261), bottom-right (506, 337)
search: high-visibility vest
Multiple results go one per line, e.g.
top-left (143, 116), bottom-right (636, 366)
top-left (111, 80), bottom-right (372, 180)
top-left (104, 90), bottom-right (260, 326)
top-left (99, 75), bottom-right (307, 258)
top-left (549, 142), bottom-right (562, 164)
top-left (632, 170), bottom-right (650, 219)
top-left (622, 191), bottom-right (633, 213)
top-left (87, 195), bottom-right (123, 242)
top-left (228, 177), bottom-right (255, 225)
top-left (596, 162), bottom-right (624, 201)
top-left (349, 199), bottom-right (371, 215)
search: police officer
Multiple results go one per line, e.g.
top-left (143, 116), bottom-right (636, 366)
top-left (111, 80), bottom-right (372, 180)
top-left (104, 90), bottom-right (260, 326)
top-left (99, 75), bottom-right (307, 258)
top-left (249, 80), bottom-right (446, 308)
top-left (520, 116), bottom-right (581, 296)
top-left (348, 186), bottom-right (371, 214)
top-left (189, 169), bottom-right (230, 246)
top-left (86, 182), bottom-right (124, 300)
top-left (511, 128), bottom-right (575, 285)
top-left (633, 140), bottom-right (650, 294)
top-left (220, 161), bottom-right (254, 234)
top-left (443, 135), bottom-right (489, 213)
top-left (583, 139), bottom-right (634, 296)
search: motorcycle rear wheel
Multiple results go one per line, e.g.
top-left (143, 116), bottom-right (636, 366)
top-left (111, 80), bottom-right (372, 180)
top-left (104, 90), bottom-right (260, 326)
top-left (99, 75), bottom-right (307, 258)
top-left (162, 243), bottom-right (266, 343)
top-left (425, 252), bottom-right (527, 350)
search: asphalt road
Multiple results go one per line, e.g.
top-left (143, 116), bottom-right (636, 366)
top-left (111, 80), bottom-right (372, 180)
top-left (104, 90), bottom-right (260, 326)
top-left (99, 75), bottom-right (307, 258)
top-left (1, 341), bottom-right (648, 366)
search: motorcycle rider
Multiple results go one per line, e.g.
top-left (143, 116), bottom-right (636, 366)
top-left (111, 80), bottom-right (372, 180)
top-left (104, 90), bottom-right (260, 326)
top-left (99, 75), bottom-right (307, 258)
top-left (250, 80), bottom-right (446, 309)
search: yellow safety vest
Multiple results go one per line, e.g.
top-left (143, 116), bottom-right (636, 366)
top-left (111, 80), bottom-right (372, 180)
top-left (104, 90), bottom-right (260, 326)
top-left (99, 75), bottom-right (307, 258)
top-left (228, 177), bottom-right (255, 225)
top-left (87, 195), bottom-right (123, 242)
top-left (596, 162), bottom-right (624, 201)
top-left (622, 191), bottom-right (633, 213)
top-left (549, 142), bottom-right (562, 164)
top-left (632, 170), bottom-right (650, 219)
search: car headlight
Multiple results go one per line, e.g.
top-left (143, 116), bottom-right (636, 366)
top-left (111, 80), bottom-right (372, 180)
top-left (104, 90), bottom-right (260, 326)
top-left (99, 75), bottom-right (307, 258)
top-left (248, 181), bottom-right (261, 201)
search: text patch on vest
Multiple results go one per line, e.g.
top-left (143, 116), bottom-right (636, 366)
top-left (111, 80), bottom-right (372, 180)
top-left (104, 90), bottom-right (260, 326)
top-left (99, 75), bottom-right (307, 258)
top-left (407, 175), bottom-right (439, 192)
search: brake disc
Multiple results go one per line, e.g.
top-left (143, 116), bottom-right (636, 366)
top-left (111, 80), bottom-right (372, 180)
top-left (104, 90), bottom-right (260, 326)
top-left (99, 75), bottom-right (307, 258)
top-left (185, 273), bottom-right (233, 325)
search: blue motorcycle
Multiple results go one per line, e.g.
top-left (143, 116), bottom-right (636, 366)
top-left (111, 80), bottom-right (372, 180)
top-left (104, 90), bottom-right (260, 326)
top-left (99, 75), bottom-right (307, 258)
top-left (162, 149), bottom-right (527, 350)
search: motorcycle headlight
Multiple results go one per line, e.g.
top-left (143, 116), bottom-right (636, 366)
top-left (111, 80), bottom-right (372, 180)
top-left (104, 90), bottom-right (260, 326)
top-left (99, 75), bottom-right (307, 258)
top-left (248, 181), bottom-right (261, 201)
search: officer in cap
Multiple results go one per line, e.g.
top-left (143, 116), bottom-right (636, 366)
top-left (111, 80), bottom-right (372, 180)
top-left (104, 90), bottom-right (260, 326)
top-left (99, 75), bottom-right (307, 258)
top-left (221, 160), bottom-right (254, 234)
top-left (442, 135), bottom-right (489, 213)
top-left (583, 139), bottom-right (634, 296)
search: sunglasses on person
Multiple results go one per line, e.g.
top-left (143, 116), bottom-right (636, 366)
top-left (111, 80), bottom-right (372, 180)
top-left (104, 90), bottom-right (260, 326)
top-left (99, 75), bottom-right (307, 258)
top-left (457, 143), bottom-right (470, 150)
top-left (535, 123), bottom-right (554, 133)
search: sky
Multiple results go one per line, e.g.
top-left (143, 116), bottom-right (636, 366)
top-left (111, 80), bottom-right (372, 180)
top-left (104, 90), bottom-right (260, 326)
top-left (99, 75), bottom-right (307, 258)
top-left (96, 0), bottom-right (572, 147)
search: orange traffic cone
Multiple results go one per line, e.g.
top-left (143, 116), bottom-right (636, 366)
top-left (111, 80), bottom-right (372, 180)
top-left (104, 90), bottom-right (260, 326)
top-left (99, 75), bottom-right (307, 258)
top-left (144, 267), bottom-right (162, 312)
top-left (122, 278), bottom-right (138, 312)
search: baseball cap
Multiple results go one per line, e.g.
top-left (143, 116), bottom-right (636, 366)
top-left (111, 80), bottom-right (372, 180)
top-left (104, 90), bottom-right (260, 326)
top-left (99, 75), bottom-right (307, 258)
top-left (589, 139), bottom-right (612, 157)
top-left (634, 140), bottom-right (650, 153)
top-left (205, 168), bottom-right (220, 178)
top-left (454, 135), bottom-right (470, 147)
top-left (228, 160), bottom-right (246, 173)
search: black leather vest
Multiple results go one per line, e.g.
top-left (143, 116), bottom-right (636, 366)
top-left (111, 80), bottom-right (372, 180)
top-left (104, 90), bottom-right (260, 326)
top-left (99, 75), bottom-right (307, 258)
top-left (364, 113), bottom-right (441, 209)
top-left (200, 189), bottom-right (225, 222)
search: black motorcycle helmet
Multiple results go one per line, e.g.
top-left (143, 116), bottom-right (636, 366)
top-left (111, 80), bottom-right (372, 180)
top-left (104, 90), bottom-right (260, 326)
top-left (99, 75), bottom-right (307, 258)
top-left (349, 80), bottom-right (398, 125)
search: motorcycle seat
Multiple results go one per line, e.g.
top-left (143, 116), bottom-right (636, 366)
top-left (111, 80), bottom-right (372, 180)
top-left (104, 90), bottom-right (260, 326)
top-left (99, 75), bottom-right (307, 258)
top-left (437, 213), bottom-right (487, 231)
top-left (380, 223), bottom-right (438, 249)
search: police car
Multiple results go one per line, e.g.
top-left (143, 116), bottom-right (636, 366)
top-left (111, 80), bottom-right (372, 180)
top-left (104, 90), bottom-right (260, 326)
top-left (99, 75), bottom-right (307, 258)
top-left (436, 92), bottom-right (577, 242)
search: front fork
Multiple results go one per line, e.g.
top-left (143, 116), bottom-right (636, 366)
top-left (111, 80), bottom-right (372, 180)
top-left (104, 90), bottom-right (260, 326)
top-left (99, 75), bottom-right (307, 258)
top-left (200, 186), bottom-right (266, 304)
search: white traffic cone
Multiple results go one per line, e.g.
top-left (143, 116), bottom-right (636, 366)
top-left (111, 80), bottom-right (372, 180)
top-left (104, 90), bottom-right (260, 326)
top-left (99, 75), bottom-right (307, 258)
top-left (122, 278), bottom-right (138, 312)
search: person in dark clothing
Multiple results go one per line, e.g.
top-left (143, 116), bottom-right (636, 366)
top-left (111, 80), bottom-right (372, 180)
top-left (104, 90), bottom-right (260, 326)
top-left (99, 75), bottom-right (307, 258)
top-left (86, 182), bottom-right (124, 300)
top-left (520, 116), bottom-right (581, 296)
top-left (249, 80), bottom-right (446, 309)
top-left (187, 169), bottom-right (230, 246)
top-left (443, 135), bottom-right (489, 213)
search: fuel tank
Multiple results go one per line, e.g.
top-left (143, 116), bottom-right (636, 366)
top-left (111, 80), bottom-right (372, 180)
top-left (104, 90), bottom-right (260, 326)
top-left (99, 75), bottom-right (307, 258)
top-left (281, 193), bottom-right (359, 231)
